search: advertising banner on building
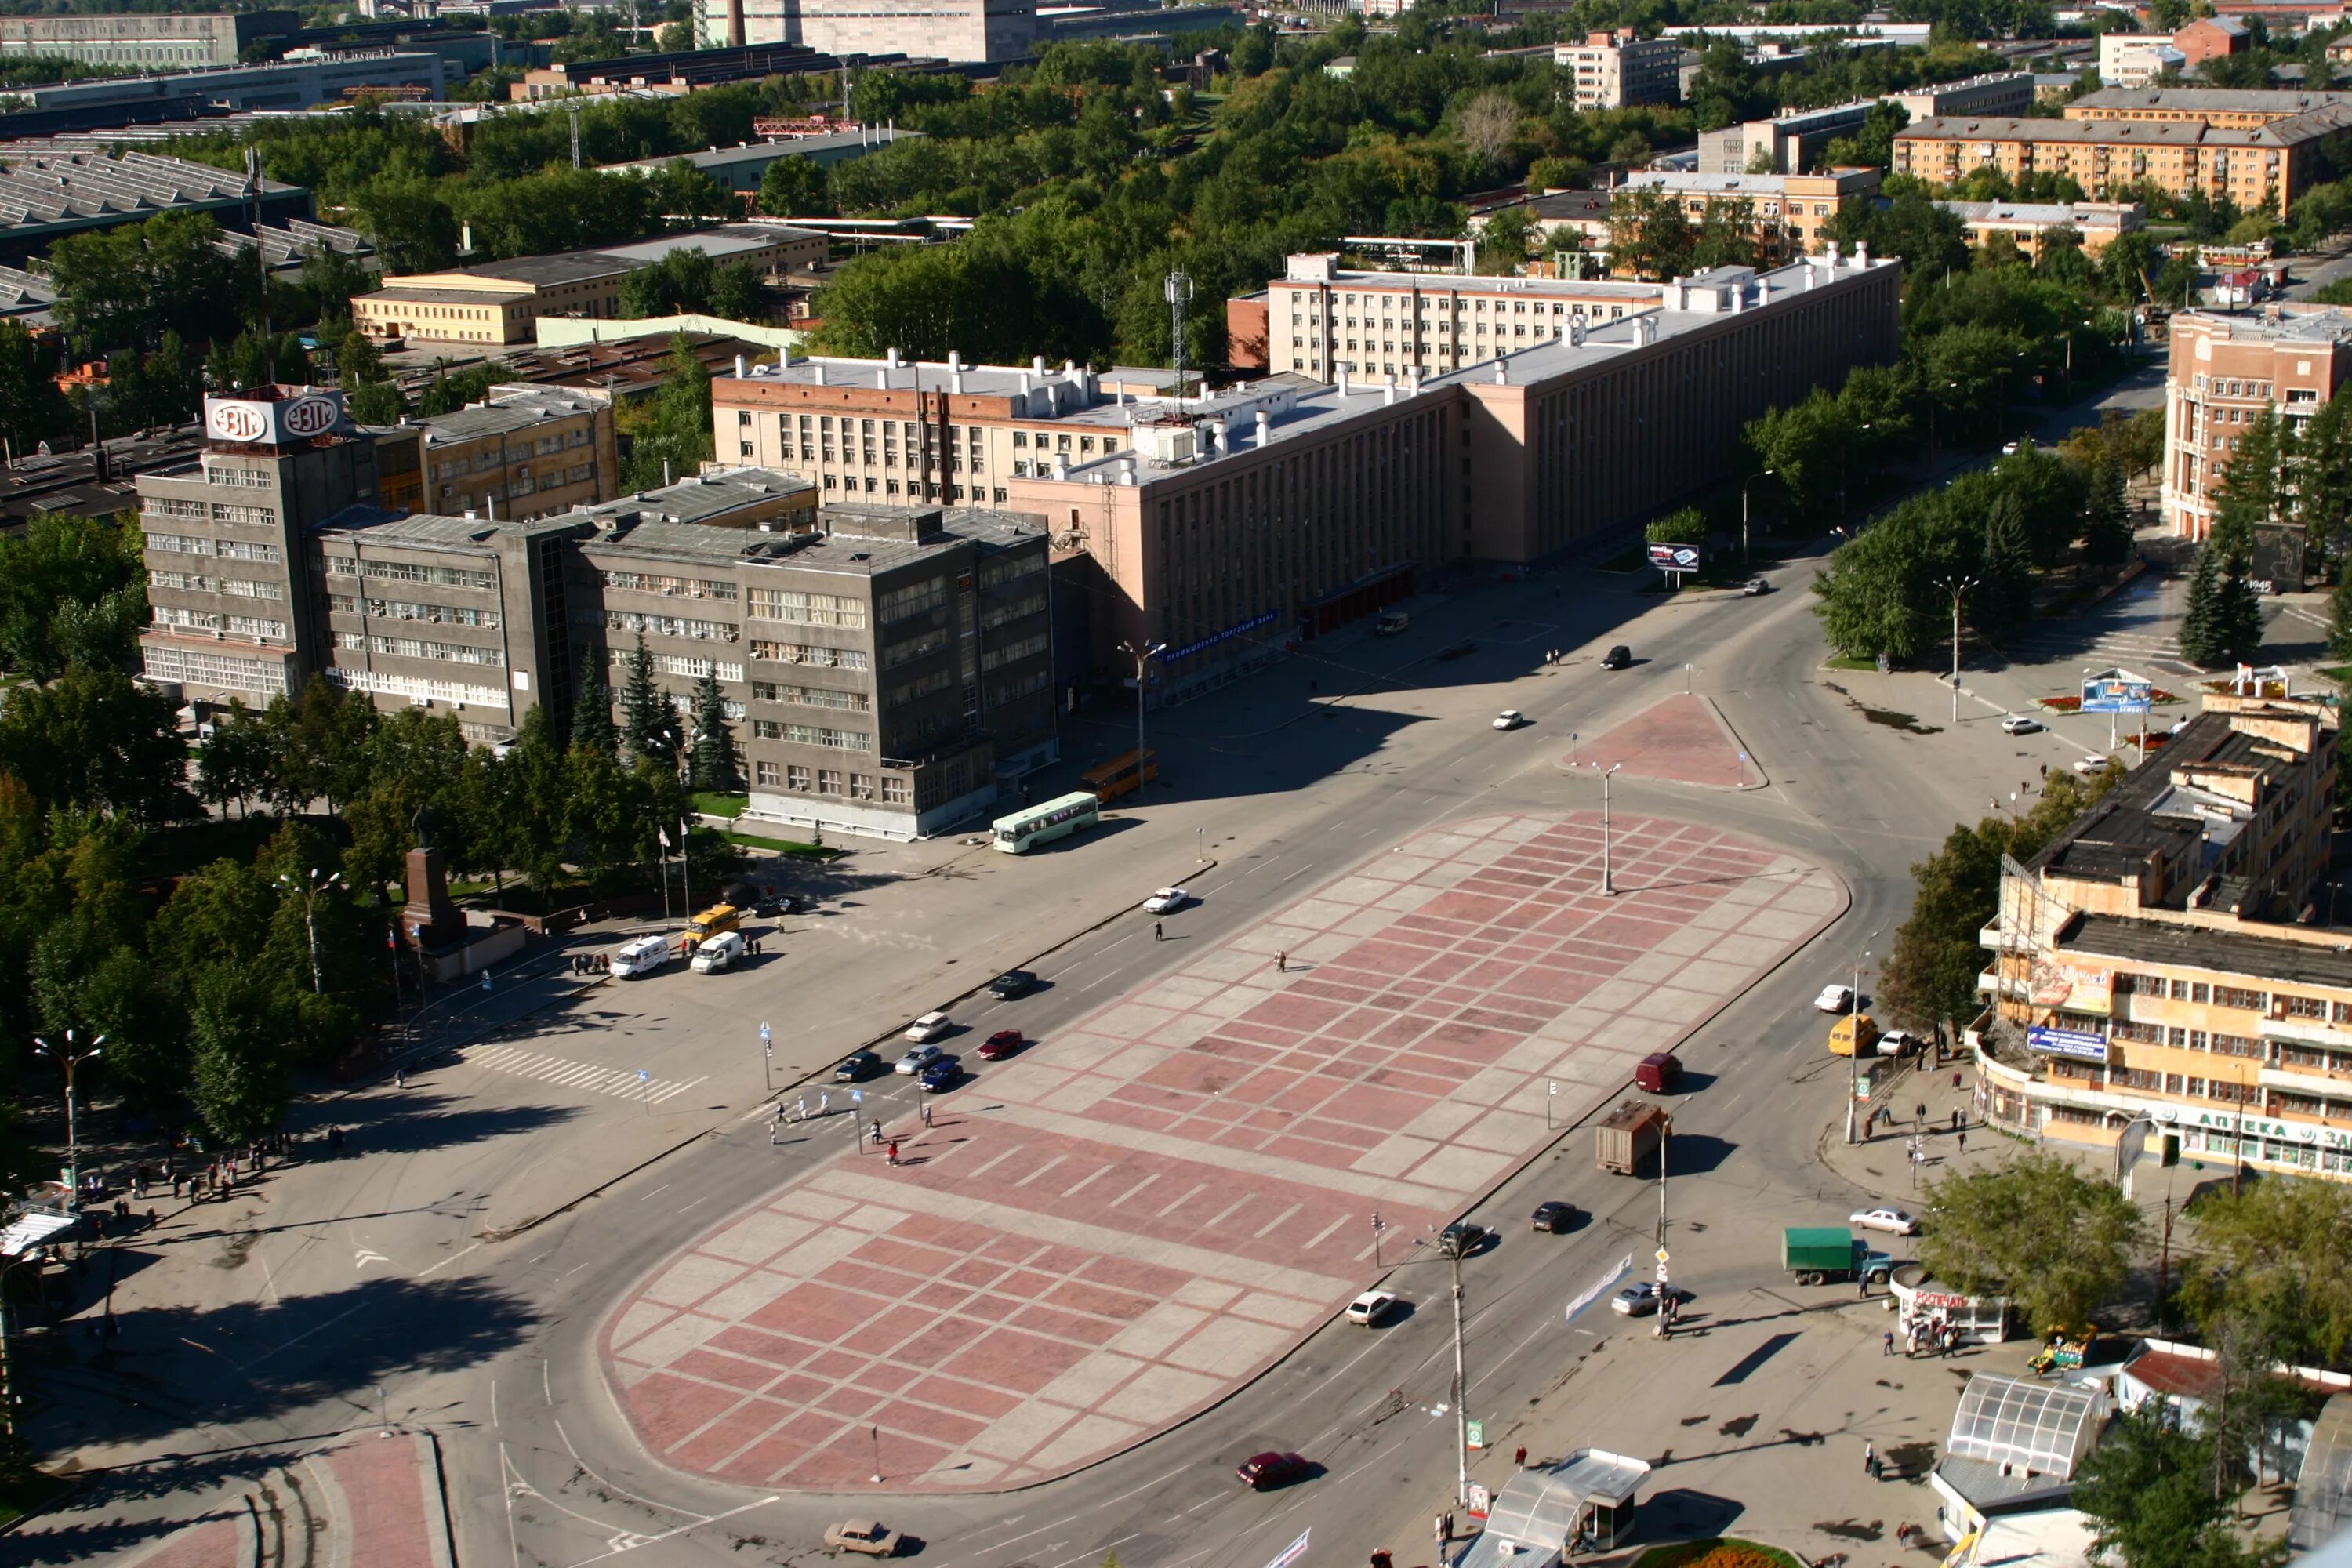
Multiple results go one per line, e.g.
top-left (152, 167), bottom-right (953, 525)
top-left (204, 388), bottom-right (347, 448)
top-left (2027, 1025), bottom-right (2108, 1063)
top-left (2028, 958), bottom-right (2112, 1015)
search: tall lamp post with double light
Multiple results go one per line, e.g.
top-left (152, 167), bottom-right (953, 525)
top-left (1844, 935), bottom-right (1878, 1145)
top-left (1412, 1228), bottom-right (1473, 1511)
top-left (276, 866), bottom-right (342, 994)
top-left (1577, 762), bottom-right (1624, 895)
top-left (1741, 469), bottom-right (1774, 564)
top-left (34, 1032), bottom-right (102, 1207)
top-left (1116, 639), bottom-right (1167, 793)
top-left (1933, 575), bottom-right (1980, 726)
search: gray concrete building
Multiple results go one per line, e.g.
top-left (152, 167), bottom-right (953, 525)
top-left (0, 11), bottom-right (297, 71)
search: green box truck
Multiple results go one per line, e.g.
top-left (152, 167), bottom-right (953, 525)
top-left (1783, 1226), bottom-right (1893, 1287)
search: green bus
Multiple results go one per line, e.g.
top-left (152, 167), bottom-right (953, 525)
top-left (993, 791), bottom-right (1101, 854)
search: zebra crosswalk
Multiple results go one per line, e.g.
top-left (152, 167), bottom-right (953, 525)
top-left (463, 1043), bottom-right (703, 1104)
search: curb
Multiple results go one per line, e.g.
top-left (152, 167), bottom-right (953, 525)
top-left (476, 855), bottom-right (1221, 1242)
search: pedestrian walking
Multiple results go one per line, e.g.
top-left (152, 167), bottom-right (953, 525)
top-left (1914, 1101), bottom-right (1926, 1125)
top-left (869, 1117), bottom-right (883, 1145)
top-left (1952, 1070), bottom-right (1962, 1090)
top-left (1437, 1512), bottom-right (1454, 1545)
top-left (1958, 1129), bottom-right (1968, 1154)
top-left (1154, 920), bottom-right (1163, 942)
top-left (921, 1102), bottom-right (934, 1129)
top-left (885, 1138), bottom-right (900, 1167)
top-left (796, 1094), bottom-right (808, 1122)
top-left (1276, 950), bottom-right (1288, 973)
top-left (1883, 1329), bottom-right (1895, 1356)
top-left (394, 1066), bottom-right (405, 1088)
top-left (1951, 1109), bottom-right (1961, 1132)
top-left (1863, 1441), bottom-right (1875, 1476)
top-left (818, 1091), bottom-right (830, 1116)
top-left (1515, 1445), bottom-right (1528, 1468)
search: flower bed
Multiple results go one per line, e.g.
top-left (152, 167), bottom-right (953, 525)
top-left (1630, 1539), bottom-right (1809, 1568)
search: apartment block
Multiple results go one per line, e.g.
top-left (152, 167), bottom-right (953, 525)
top-left (1552, 30), bottom-right (1683, 110)
top-left (1891, 103), bottom-right (2352, 216)
top-left (1938, 199), bottom-right (2144, 260)
top-left (371, 385), bottom-right (621, 521)
top-left (2098, 33), bottom-right (2187, 88)
top-left (1008, 250), bottom-right (1898, 701)
top-left (0, 10), bottom-right (296, 69)
top-left (2161, 304), bottom-right (2352, 539)
top-left (1701, 75), bottom-right (2032, 173)
top-left (2066, 85), bottom-right (2352, 128)
top-left (2173, 16), bottom-right (2251, 66)
top-left (136, 386), bottom-right (387, 703)
top-left (351, 223), bottom-right (826, 346)
top-left (1615, 167), bottom-right (1880, 260)
top-left (1976, 691), bottom-right (2352, 1181)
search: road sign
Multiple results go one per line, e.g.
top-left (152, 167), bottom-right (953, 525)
top-left (851, 1088), bottom-right (864, 1103)
top-left (759, 1021), bottom-right (772, 1046)
top-left (637, 1069), bottom-right (649, 1085)
top-left (1654, 1248), bottom-right (1669, 1264)
top-left (1265, 1530), bottom-right (1312, 1568)
top-left (1465, 1419), bottom-right (1485, 1450)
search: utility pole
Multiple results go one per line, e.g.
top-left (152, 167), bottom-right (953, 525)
top-left (1653, 1106), bottom-right (1671, 1338)
top-left (568, 100), bottom-right (583, 169)
top-left (34, 1032), bottom-right (103, 1207)
top-left (1448, 1243), bottom-right (1468, 1508)
top-left (244, 147), bottom-right (274, 384)
top-left (1844, 934), bottom-right (1878, 1145)
top-left (1582, 762), bottom-right (1623, 895)
top-left (278, 867), bottom-right (343, 994)
top-left (1935, 575), bottom-right (1979, 725)
top-left (1116, 639), bottom-right (1167, 789)
top-left (1164, 270), bottom-right (1193, 397)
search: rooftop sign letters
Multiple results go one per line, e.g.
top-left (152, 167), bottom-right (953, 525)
top-left (205, 388), bottom-right (346, 448)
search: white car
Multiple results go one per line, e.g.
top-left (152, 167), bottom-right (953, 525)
top-left (1345, 1289), bottom-right (1399, 1326)
top-left (1999, 713), bottom-right (2045, 735)
top-left (1851, 1207), bottom-right (1921, 1236)
top-left (895, 1043), bottom-right (944, 1074)
top-left (902, 1011), bottom-right (952, 1044)
top-left (1814, 984), bottom-right (1855, 1014)
top-left (1493, 710), bottom-right (1526, 731)
top-left (1143, 887), bottom-right (1191, 915)
top-left (1741, 576), bottom-right (1770, 596)
top-left (688, 930), bottom-right (744, 974)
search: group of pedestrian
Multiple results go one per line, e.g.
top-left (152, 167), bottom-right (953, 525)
top-left (746, 935), bottom-right (766, 956)
top-left (1864, 1441), bottom-right (1884, 1481)
top-left (572, 953), bottom-right (612, 976)
top-left (1544, 648), bottom-right (1563, 666)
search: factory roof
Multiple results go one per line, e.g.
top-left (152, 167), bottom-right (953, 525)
top-left (1939, 199), bottom-right (2140, 227)
top-left (604, 128), bottom-right (917, 175)
top-left (2172, 303), bottom-right (2352, 342)
top-left (0, 148), bottom-right (293, 229)
top-left (380, 222), bottom-right (819, 291)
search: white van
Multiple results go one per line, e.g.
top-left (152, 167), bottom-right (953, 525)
top-left (690, 930), bottom-right (746, 974)
top-left (610, 935), bottom-right (670, 978)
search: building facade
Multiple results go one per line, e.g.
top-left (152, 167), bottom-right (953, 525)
top-left (0, 10), bottom-right (296, 69)
top-left (350, 223), bottom-right (826, 344)
top-left (1702, 76), bottom-right (2033, 172)
top-left (691, 0), bottom-right (1037, 63)
top-left (369, 385), bottom-right (622, 520)
top-left (1891, 103), bottom-right (2352, 216)
top-left (1938, 198), bottom-right (2144, 260)
top-left (2066, 85), bottom-right (2352, 129)
top-left (1553, 30), bottom-right (1683, 110)
top-left (1616, 167), bottom-right (1881, 260)
top-left (2099, 33), bottom-right (2187, 88)
top-left (1976, 691), bottom-right (2352, 1181)
top-left (2160, 303), bottom-right (2352, 539)
top-left (2173, 16), bottom-right (2252, 67)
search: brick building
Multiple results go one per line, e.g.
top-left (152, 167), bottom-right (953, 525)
top-left (2161, 303), bottom-right (2352, 539)
top-left (369, 385), bottom-right (622, 520)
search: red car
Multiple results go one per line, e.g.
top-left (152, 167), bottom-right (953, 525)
top-left (1236, 1451), bottom-right (1310, 1490)
top-left (978, 1029), bottom-right (1023, 1061)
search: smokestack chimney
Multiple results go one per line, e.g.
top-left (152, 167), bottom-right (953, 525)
top-left (1338, 364), bottom-right (1352, 396)
top-left (734, 354), bottom-right (747, 379)
top-left (1257, 408), bottom-right (1272, 446)
top-left (725, 0), bottom-right (746, 47)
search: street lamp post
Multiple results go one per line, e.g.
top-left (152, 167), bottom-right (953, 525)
top-left (34, 1031), bottom-right (103, 1206)
top-left (276, 867), bottom-right (343, 994)
top-left (1741, 469), bottom-right (1774, 564)
top-left (1934, 575), bottom-right (1980, 725)
top-left (1581, 763), bottom-right (1624, 895)
top-left (1843, 935), bottom-right (1878, 1145)
top-left (1116, 638), bottom-right (1168, 793)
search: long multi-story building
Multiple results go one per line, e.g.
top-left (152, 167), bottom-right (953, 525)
top-left (369, 384), bottom-right (622, 520)
top-left (1976, 688), bottom-right (2352, 1181)
top-left (350, 223), bottom-right (826, 346)
top-left (1892, 103), bottom-right (2352, 216)
top-left (2067, 85), bottom-right (2352, 129)
top-left (0, 11), bottom-right (297, 70)
top-left (2160, 303), bottom-right (2352, 539)
top-left (1701, 74), bottom-right (2034, 173)
top-left (1938, 198), bottom-right (2143, 260)
top-left (1553, 30), bottom-right (1683, 110)
top-left (136, 383), bottom-right (1045, 837)
top-left (1615, 167), bottom-right (1881, 260)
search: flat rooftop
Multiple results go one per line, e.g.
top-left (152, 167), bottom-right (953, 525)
top-left (397, 387), bottom-right (609, 444)
top-left (0, 148), bottom-right (294, 227)
top-left (2060, 911), bottom-right (2352, 991)
top-left (574, 466), bottom-right (815, 528)
top-left (607, 129), bottom-right (915, 173)
top-left (1902, 105), bottom-right (2352, 144)
top-left (2172, 303), bottom-right (2352, 342)
top-left (381, 222), bottom-right (819, 289)
top-left (1940, 199), bottom-right (2138, 227)
top-left (2071, 85), bottom-right (2352, 114)
top-left (586, 502), bottom-right (1044, 579)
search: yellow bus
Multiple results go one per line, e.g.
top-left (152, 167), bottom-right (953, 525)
top-left (681, 904), bottom-right (740, 950)
top-left (1082, 749), bottom-right (1157, 801)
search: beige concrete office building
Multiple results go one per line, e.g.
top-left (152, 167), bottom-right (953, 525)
top-left (1553, 29), bottom-right (1683, 109)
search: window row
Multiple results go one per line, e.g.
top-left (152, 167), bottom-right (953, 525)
top-left (601, 570), bottom-right (738, 601)
top-left (603, 609), bottom-right (736, 641)
top-left (747, 586), bottom-right (866, 627)
top-left (750, 681), bottom-right (869, 711)
top-left (753, 760), bottom-right (906, 804)
top-left (749, 640), bottom-right (869, 669)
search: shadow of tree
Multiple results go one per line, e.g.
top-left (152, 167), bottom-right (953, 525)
top-left (310, 1093), bottom-right (582, 1157)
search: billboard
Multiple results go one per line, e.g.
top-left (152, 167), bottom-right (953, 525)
top-left (205, 389), bottom-right (347, 448)
top-left (2027, 1025), bottom-right (2108, 1063)
top-left (1647, 542), bottom-right (1701, 572)
top-left (2028, 958), bottom-right (2112, 1016)
top-left (2080, 673), bottom-right (2151, 714)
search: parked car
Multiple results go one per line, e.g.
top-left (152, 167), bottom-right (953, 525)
top-left (1345, 1289), bottom-right (1399, 1326)
top-left (1236, 1452), bottom-right (1311, 1490)
top-left (1850, 1207), bottom-right (1921, 1236)
top-left (1600, 644), bottom-right (1632, 670)
top-left (1436, 1221), bottom-right (1492, 1258)
top-left (895, 1044), bottom-right (943, 1075)
top-left (1530, 1201), bottom-right (1576, 1233)
top-left (903, 1011), bottom-right (952, 1043)
top-left (1634, 1051), bottom-right (1682, 1093)
top-left (1814, 984), bottom-right (1855, 1014)
top-left (977, 1029), bottom-right (1023, 1062)
top-left (1493, 710), bottom-right (1527, 731)
top-left (834, 1051), bottom-right (883, 1083)
top-left (989, 970), bottom-right (1038, 1000)
top-left (2000, 713), bottom-right (2045, 735)
top-left (608, 935), bottom-right (670, 978)
top-left (1741, 576), bottom-right (1771, 596)
top-left (1143, 887), bottom-right (1192, 914)
top-left (824, 1520), bottom-right (901, 1556)
top-left (1610, 1282), bottom-right (1689, 1317)
top-left (917, 1058), bottom-right (960, 1092)
top-left (688, 930), bottom-right (745, 974)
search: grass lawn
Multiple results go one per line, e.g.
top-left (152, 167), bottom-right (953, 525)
top-left (723, 828), bottom-right (843, 858)
top-left (2318, 666), bottom-right (2352, 687)
top-left (692, 792), bottom-right (750, 819)
top-left (1822, 654), bottom-right (1880, 671)
top-left (1631, 1539), bottom-right (1809, 1568)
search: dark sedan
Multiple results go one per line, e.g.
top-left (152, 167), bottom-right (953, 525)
top-left (1436, 1221), bottom-right (1493, 1258)
top-left (917, 1058), bottom-right (960, 1092)
top-left (1236, 1451), bottom-right (1311, 1490)
top-left (834, 1051), bottom-right (883, 1083)
top-left (1530, 1202), bottom-right (1576, 1234)
top-left (989, 970), bottom-right (1038, 1000)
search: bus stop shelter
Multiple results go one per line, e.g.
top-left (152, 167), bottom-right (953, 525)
top-left (1458, 1449), bottom-right (1653, 1568)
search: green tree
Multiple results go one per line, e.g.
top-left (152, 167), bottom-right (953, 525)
top-left (1920, 1152), bottom-right (2142, 1334)
top-left (48, 211), bottom-right (249, 352)
top-left (572, 659), bottom-right (619, 757)
top-left (187, 960), bottom-right (289, 1145)
top-left (1980, 491), bottom-right (2035, 629)
top-left (2210, 407), bottom-right (2285, 564)
top-left (2073, 1404), bottom-right (2290, 1568)
top-left (0, 319), bottom-right (74, 454)
top-left (2180, 545), bottom-right (2229, 667)
top-left (618, 335), bottom-right (714, 491)
top-left (355, 177), bottom-right (460, 273)
top-left (1645, 507), bottom-right (1708, 546)
top-left (2296, 390), bottom-right (2352, 554)
top-left (689, 670), bottom-right (743, 793)
top-left (0, 662), bottom-right (189, 822)
top-left (619, 637), bottom-right (674, 770)
top-left (757, 154), bottom-right (834, 218)
top-left (2083, 459), bottom-right (2135, 566)
top-left (2332, 569), bottom-right (2352, 662)
top-left (0, 512), bottom-right (146, 678)
top-left (2180, 1178), bottom-right (2352, 1364)
top-left (1606, 188), bottom-right (1695, 283)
